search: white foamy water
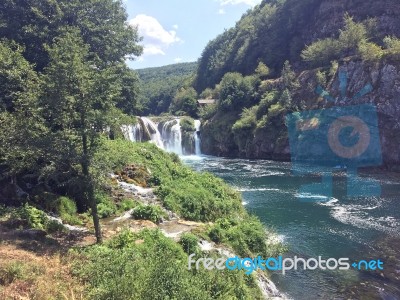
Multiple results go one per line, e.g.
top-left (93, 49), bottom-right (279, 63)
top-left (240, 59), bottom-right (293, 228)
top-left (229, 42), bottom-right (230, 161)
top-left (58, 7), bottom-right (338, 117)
top-left (237, 187), bottom-right (281, 192)
top-left (328, 203), bottom-right (400, 235)
top-left (295, 193), bottom-right (331, 201)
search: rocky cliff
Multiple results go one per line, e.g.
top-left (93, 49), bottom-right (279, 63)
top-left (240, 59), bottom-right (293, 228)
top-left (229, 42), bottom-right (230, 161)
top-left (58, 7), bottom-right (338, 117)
top-left (201, 58), bottom-right (400, 169)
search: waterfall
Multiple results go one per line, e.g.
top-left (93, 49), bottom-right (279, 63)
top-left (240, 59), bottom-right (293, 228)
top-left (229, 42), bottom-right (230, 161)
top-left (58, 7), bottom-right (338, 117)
top-left (123, 117), bottom-right (201, 156)
top-left (121, 123), bottom-right (142, 142)
top-left (162, 119), bottom-right (183, 155)
top-left (122, 117), bottom-right (163, 148)
top-left (141, 117), bottom-right (164, 148)
top-left (194, 120), bottom-right (201, 155)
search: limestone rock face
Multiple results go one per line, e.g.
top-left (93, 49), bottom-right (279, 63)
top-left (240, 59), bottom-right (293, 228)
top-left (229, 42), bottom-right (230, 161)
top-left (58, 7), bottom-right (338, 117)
top-left (201, 59), bottom-right (400, 168)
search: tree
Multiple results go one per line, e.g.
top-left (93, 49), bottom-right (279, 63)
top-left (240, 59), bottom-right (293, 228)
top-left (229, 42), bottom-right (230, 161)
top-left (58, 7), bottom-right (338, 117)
top-left (218, 73), bottom-right (254, 111)
top-left (255, 62), bottom-right (270, 78)
top-left (338, 14), bottom-right (368, 52)
top-left (0, 41), bottom-right (46, 183)
top-left (281, 61), bottom-right (299, 89)
top-left (0, 0), bottom-right (142, 71)
top-left (115, 66), bottom-right (141, 115)
top-left (301, 38), bottom-right (341, 66)
top-left (40, 28), bottom-right (120, 243)
top-left (170, 87), bottom-right (198, 117)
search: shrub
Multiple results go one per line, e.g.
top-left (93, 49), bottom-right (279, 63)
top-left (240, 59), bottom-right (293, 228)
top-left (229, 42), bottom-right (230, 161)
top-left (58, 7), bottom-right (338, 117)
top-left (0, 262), bottom-right (26, 285)
top-left (384, 36), bottom-right (400, 60)
top-left (359, 42), bottom-right (384, 61)
top-left (19, 203), bottom-right (49, 230)
top-left (47, 219), bottom-right (66, 233)
top-left (232, 105), bottom-right (258, 133)
top-left (301, 38), bottom-right (342, 67)
top-left (118, 198), bottom-right (136, 213)
top-left (256, 90), bottom-right (278, 119)
top-left (72, 229), bottom-right (263, 300)
top-left (55, 196), bottom-right (82, 225)
top-left (268, 103), bottom-right (285, 117)
top-left (179, 233), bottom-right (199, 254)
top-left (131, 204), bottom-right (165, 224)
top-left (180, 117), bottom-right (195, 132)
top-left (208, 225), bottom-right (224, 244)
top-left (338, 14), bottom-right (368, 50)
top-left (198, 103), bottom-right (217, 120)
top-left (95, 191), bottom-right (117, 218)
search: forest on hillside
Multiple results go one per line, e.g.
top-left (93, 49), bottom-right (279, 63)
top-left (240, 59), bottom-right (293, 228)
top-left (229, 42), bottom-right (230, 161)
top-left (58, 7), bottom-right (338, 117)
top-left (136, 62), bottom-right (197, 116)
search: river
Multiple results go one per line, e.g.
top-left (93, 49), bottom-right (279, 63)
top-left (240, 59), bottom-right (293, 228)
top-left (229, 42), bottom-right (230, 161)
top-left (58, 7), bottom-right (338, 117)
top-left (182, 155), bottom-right (400, 300)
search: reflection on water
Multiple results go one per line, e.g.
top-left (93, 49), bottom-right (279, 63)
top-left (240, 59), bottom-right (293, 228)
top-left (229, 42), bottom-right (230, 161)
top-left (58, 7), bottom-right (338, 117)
top-left (182, 155), bottom-right (400, 300)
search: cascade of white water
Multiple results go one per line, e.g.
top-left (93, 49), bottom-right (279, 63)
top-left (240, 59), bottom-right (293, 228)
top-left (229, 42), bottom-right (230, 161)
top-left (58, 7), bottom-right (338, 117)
top-left (194, 120), bottom-right (201, 155)
top-left (122, 117), bottom-right (202, 156)
top-left (121, 122), bottom-right (143, 142)
top-left (162, 119), bottom-right (183, 155)
top-left (141, 117), bottom-right (164, 148)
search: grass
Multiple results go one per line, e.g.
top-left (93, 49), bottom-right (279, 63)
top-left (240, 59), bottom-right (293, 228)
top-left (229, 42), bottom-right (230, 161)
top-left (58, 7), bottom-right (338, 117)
top-left (71, 228), bottom-right (265, 300)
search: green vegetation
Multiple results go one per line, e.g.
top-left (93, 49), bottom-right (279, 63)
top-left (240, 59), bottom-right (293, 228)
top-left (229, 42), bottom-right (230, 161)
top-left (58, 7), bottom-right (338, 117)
top-left (19, 204), bottom-right (49, 230)
top-left (0, 0), bottom-right (289, 298)
top-left (95, 191), bottom-right (117, 219)
top-left (0, 0), bottom-right (143, 243)
top-left (179, 232), bottom-right (200, 254)
top-left (72, 229), bottom-right (264, 300)
top-left (180, 117), bottom-right (196, 132)
top-left (195, 0), bottom-right (400, 92)
top-left (301, 15), bottom-right (371, 66)
top-left (137, 62), bottom-right (197, 115)
top-left (131, 204), bottom-right (165, 224)
top-left (302, 15), bottom-right (400, 66)
top-left (170, 87), bottom-right (198, 117)
top-left (0, 261), bottom-right (44, 286)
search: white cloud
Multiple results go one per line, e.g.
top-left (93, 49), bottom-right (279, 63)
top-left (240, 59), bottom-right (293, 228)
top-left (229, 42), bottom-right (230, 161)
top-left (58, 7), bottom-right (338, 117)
top-left (172, 24), bottom-right (179, 30)
top-left (218, 0), bottom-right (261, 6)
top-left (218, 8), bottom-right (226, 14)
top-left (174, 57), bottom-right (183, 63)
top-left (144, 45), bottom-right (166, 56)
top-left (129, 14), bottom-right (181, 56)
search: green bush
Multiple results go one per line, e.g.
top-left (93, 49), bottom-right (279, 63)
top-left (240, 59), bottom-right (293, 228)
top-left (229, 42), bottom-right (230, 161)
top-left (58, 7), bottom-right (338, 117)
top-left (55, 196), bottom-right (82, 225)
top-left (95, 191), bottom-right (117, 218)
top-left (301, 38), bottom-right (342, 66)
top-left (72, 229), bottom-right (264, 300)
top-left (47, 219), bottom-right (66, 233)
top-left (179, 232), bottom-right (199, 254)
top-left (131, 204), bottom-right (165, 224)
top-left (207, 216), bottom-right (277, 257)
top-left (232, 105), bottom-right (258, 133)
top-left (0, 261), bottom-right (26, 285)
top-left (384, 36), bottom-right (400, 60)
top-left (268, 103), bottom-right (285, 117)
top-left (208, 225), bottom-right (224, 244)
top-left (180, 117), bottom-right (195, 132)
top-left (118, 198), bottom-right (136, 213)
top-left (198, 103), bottom-right (217, 120)
top-left (19, 203), bottom-right (49, 230)
top-left (359, 42), bottom-right (384, 61)
top-left (257, 90), bottom-right (278, 119)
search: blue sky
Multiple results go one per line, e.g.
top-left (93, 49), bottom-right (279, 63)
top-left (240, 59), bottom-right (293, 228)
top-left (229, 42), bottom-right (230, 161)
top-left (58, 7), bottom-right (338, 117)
top-left (125, 0), bottom-right (262, 69)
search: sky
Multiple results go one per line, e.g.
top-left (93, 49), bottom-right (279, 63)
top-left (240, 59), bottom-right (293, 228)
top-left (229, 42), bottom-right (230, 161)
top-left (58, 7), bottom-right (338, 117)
top-left (124, 0), bottom-right (262, 70)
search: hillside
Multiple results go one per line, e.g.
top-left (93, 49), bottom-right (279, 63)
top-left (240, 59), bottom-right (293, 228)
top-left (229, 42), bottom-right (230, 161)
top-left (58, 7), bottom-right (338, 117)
top-left (136, 62), bottom-right (197, 115)
top-left (194, 0), bottom-right (400, 92)
top-left (195, 1), bottom-right (400, 169)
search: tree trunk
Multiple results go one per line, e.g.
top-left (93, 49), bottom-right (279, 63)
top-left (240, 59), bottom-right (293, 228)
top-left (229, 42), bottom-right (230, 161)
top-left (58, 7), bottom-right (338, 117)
top-left (81, 131), bottom-right (102, 244)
